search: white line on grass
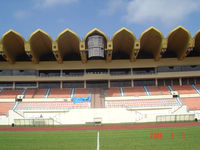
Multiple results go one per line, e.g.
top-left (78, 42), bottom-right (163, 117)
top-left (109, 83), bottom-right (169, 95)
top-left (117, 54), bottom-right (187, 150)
top-left (97, 131), bottom-right (100, 150)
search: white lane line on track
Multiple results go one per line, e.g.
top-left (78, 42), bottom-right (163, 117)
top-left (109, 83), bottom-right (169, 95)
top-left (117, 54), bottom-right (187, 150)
top-left (97, 131), bottom-right (100, 150)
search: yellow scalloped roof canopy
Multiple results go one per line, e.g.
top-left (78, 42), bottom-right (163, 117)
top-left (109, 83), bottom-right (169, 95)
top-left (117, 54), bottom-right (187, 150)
top-left (2, 29), bottom-right (25, 42)
top-left (139, 27), bottom-right (163, 55)
top-left (167, 26), bottom-right (191, 55)
top-left (112, 27), bottom-right (136, 40)
top-left (29, 29), bottom-right (52, 57)
top-left (56, 29), bottom-right (80, 55)
top-left (2, 30), bottom-right (25, 58)
top-left (167, 26), bottom-right (191, 39)
top-left (194, 30), bottom-right (200, 52)
top-left (140, 26), bottom-right (164, 40)
top-left (112, 27), bottom-right (136, 54)
top-left (56, 28), bottom-right (80, 41)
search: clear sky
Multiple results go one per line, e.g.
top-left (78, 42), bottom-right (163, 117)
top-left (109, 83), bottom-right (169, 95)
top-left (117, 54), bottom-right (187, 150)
top-left (1, 0), bottom-right (200, 40)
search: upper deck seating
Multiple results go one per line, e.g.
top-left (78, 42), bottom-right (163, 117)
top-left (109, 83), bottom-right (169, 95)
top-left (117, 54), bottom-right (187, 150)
top-left (24, 89), bottom-right (35, 98)
top-left (147, 86), bottom-right (162, 95)
top-left (33, 89), bottom-right (47, 98)
top-left (0, 90), bottom-right (22, 99)
top-left (48, 88), bottom-right (71, 98)
top-left (172, 85), bottom-right (196, 94)
top-left (0, 103), bottom-right (14, 115)
top-left (181, 97), bottom-right (200, 110)
top-left (194, 84), bottom-right (200, 92)
top-left (106, 98), bottom-right (178, 108)
top-left (16, 101), bottom-right (89, 110)
top-left (123, 87), bottom-right (146, 96)
top-left (158, 86), bottom-right (171, 95)
top-left (74, 88), bottom-right (89, 97)
top-left (106, 88), bottom-right (121, 97)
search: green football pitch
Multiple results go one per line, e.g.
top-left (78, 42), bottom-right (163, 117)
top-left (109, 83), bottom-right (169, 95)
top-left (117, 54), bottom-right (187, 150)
top-left (0, 126), bottom-right (200, 150)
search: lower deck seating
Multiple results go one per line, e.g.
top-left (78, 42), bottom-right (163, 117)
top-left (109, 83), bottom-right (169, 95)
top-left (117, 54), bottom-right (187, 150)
top-left (105, 98), bottom-right (178, 108)
top-left (0, 103), bottom-right (14, 115)
top-left (106, 88), bottom-right (121, 97)
top-left (74, 88), bottom-right (89, 97)
top-left (25, 89), bottom-right (35, 98)
top-left (123, 87), bottom-right (146, 96)
top-left (158, 86), bottom-right (170, 95)
top-left (147, 86), bottom-right (162, 95)
top-left (181, 97), bottom-right (200, 110)
top-left (172, 85), bottom-right (197, 94)
top-left (33, 89), bottom-right (47, 98)
top-left (0, 85), bottom-right (199, 100)
top-left (194, 84), bottom-right (200, 92)
top-left (0, 90), bottom-right (22, 99)
top-left (16, 101), bottom-right (90, 110)
top-left (48, 88), bottom-right (71, 98)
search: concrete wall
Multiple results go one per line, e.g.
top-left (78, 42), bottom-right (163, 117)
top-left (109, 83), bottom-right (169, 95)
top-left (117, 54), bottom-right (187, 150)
top-left (0, 105), bottom-right (191, 125)
top-left (0, 115), bottom-right (9, 125)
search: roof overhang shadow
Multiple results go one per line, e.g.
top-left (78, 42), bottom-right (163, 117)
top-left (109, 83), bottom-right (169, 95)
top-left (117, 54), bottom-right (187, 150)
top-left (56, 29), bottom-right (81, 61)
top-left (1, 30), bottom-right (27, 63)
top-left (139, 27), bottom-right (163, 60)
top-left (166, 26), bottom-right (191, 59)
top-left (28, 29), bottom-right (54, 63)
top-left (193, 30), bottom-right (200, 56)
top-left (112, 27), bottom-right (136, 60)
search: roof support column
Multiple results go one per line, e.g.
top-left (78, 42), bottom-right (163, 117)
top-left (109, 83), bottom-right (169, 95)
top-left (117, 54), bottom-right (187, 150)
top-left (179, 78), bottom-right (182, 86)
top-left (25, 42), bottom-right (39, 64)
top-left (52, 41), bottom-right (63, 63)
top-left (60, 81), bottom-right (63, 89)
top-left (80, 41), bottom-right (87, 63)
top-left (106, 40), bottom-right (113, 63)
top-left (159, 38), bottom-right (168, 59)
top-left (155, 79), bottom-right (158, 86)
top-left (108, 80), bottom-right (110, 88)
top-left (130, 40), bottom-right (140, 61)
top-left (13, 82), bottom-right (15, 89)
top-left (0, 43), bottom-right (6, 61)
top-left (36, 81), bottom-right (39, 88)
top-left (180, 38), bottom-right (195, 59)
top-left (131, 80), bottom-right (134, 87)
top-left (2, 43), bottom-right (15, 63)
top-left (0, 43), bottom-right (2, 53)
top-left (84, 80), bottom-right (87, 88)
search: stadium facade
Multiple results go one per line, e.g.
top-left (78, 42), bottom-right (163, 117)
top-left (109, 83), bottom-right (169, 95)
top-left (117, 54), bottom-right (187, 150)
top-left (0, 26), bottom-right (200, 125)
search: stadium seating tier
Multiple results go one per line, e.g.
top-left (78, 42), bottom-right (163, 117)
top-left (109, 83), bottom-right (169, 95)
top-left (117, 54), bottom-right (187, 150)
top-left (181, 97), bottom-right (200, 110)
top-left (48, 88), bottom-right (71, 98)
top-left (106, 98), bottom-right (178, 108)
top-left (0, 90), bottom-right (22, 99)
top-left (0, 103), bottom-right (14, 115)
top-left (16, 102), bottom-right (90, 110)
top-left (123, 87), bottom-right (146, 96)
top-left (172, 85), bottom-right (197, 94)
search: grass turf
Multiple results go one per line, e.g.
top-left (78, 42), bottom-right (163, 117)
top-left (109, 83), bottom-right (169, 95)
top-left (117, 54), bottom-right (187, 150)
top-left (100, 126), bottom-right (200, 150)
top-left (0, 126), bottom-right (200, 150)
top-left (0, 130), bottom-right (97, 150)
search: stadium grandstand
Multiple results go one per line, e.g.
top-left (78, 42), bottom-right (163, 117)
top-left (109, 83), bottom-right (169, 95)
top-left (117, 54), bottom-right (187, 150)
top-left (0, 26), bottom-right (200, 125)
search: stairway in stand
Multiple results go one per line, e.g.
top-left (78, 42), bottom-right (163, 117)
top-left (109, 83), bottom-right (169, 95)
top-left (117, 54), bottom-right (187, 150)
top-left (91, 88), bottom-right (105, 108)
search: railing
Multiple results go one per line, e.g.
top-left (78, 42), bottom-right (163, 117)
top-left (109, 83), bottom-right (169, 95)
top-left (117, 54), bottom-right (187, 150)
top-left (156, 114), bottom-right (195, 122)
top-left (14, 118), bottom-right (54, 126)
